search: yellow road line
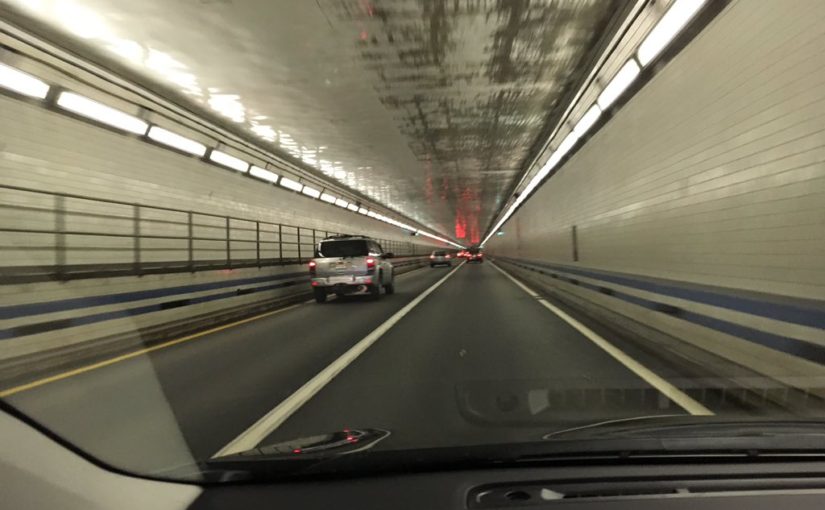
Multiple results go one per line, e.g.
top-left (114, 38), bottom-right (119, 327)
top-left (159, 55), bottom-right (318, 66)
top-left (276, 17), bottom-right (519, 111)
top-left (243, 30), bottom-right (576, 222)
top-left (0, 303), bottom-right (303, 398)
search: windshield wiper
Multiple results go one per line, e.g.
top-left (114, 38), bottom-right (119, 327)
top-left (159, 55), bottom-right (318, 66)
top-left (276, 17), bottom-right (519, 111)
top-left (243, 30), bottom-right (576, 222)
top-left (543, 416), bottom-right (825, 441)
top-left (543, 414), bottom-right (687, 439)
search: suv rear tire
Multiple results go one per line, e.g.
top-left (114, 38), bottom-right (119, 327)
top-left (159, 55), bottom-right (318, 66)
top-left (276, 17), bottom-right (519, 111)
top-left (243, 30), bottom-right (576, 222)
top-left (313, 287), bottom-right (327, 303)
top-left (369, 283), bottom-right (381, 301)
top-left (384, 281), bottom-right (395, 295)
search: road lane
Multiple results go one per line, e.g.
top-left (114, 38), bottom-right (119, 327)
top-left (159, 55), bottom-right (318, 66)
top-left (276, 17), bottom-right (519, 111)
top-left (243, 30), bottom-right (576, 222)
top-left (260, 261), bottom-right (691, 451)
top-left (6, 263), bottom-right (451, 472)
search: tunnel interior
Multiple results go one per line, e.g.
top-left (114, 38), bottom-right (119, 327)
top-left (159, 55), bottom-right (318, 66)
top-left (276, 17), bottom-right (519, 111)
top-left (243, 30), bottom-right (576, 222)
top-left (1, 0), bottom-right (824, 489)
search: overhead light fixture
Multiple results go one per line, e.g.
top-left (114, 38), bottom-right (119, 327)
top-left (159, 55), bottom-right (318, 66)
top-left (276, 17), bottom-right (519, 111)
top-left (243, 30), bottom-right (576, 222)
top-left (638, 0), bottom-right (707, 66)
top-left (209, 150), bottom-right (249, 172)
top-left (302, 185), bottom-right (321, 199)
top-left (249, 165), bottom-right (279, 183)
top-left (335, 198), bottom-right (349, 208)
top-left (320, 193), bottom-right (337, 204)
top-left (56, 91), bottom-right (148, 134)
top-left (147, 126), bottom-right (206, 156)
top-left (279, 176), bottom-right (303, 192)
top-left (573, 105), bottom-right (602, 138)
top-left (358, 208), bottom-right (368, 215)
top-left (0, 62), bottom-right (50, 99)
top-left (347, 204), bottom-right (359, 212)
top-left (555, 131), bottom-right (580, 159)
top-left (482, 1), bottom-right (706, 248)
top-left (367, 211), bottom-right (377, 218)
top-left (597, 59), bottom-right (641, 109)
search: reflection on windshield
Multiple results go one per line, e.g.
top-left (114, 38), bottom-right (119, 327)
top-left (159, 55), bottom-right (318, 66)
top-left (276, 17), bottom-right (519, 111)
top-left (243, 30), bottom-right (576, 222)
top-left (1, 0), bottom-right (824, 483)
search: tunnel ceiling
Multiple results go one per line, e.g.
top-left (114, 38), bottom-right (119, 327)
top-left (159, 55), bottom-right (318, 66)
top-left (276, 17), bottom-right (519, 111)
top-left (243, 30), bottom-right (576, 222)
top-left (3, 0), bottom-right (625, 244)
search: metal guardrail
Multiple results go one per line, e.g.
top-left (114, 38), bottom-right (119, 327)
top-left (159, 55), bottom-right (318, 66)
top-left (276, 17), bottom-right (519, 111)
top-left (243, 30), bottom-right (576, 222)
top-left (0, 184), bottom-right (425, 283)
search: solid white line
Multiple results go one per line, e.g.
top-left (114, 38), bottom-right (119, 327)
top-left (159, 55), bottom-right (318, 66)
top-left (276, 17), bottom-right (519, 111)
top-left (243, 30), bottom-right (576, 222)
top-left (490, 262), bottom-right (714, 417)
top-left (213, 262), bottom-right (466, 457)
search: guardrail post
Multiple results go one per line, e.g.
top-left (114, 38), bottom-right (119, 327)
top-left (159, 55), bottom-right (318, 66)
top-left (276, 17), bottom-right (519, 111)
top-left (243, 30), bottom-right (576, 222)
top-left (187, 211), bottom-right (194, 272)
top-left (133, 204), bottom-right (141, 275)
top-left (312, 228), bottom-right (316, 257)
top-left (297, 227), bottom-right (302, 263)
top-left (256, 221), bottom-right (261, 268)
top-left (225, 216), bottom-right (231, 268)
top-left (572, 225), bottom-right (579, 262)
top-left (55, 195), bottom-right (66, 279)
top-left (278, 223), bottom-right (283, 264)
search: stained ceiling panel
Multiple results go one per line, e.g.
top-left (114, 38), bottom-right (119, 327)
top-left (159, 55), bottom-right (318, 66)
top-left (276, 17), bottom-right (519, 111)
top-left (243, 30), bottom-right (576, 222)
top-left (2, 0), bottom-right (625, 244)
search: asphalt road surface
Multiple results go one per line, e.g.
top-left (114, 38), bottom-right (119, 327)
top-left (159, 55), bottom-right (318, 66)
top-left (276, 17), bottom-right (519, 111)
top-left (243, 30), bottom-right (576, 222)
top-left (6, 261), bottom-right (801, 474)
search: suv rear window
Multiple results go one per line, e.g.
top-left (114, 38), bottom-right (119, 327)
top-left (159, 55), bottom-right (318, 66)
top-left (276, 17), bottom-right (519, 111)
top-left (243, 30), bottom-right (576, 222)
top-left (318, 240), bottom-right (369, 257)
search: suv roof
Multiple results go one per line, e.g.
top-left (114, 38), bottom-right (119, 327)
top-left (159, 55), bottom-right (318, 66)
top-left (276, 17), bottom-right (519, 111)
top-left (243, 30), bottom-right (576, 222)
top-left (322, 234), bottom-right (372, 241)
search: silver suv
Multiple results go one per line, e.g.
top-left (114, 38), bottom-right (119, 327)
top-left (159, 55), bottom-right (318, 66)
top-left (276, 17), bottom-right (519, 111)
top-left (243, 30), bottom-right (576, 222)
top-left (308, 235), bottom-right (395, 303)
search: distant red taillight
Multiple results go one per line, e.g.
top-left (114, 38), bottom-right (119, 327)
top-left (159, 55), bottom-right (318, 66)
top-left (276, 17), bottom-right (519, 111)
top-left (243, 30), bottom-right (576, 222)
top-left (445, 254), bottom-right (451, 259)
top-left (308, 260), bottom-right (317, 275)
top-left (429, 255), bottom-right (435, 259)
top-left (366, 257), bottom-right (376, 268)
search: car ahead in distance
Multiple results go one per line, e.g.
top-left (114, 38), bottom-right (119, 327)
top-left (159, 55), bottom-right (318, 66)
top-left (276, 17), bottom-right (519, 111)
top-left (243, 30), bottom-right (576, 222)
top-left (467, 249), bottom-right (483, 263)
top-left (429, 250), bottom-right (452, 267)
top-left (308, 235), bottom-right (394, 303)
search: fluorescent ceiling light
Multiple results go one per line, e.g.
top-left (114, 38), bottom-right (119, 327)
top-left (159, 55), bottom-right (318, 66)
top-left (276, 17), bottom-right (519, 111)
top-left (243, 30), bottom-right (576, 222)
top-left (249, 165), bottom-right (279, 183)
top-left (367, 211), bottom-right (377, 218)
top-left (555, 131), bottom-right (580, 159)
top-left (335, 198), bottom-right (349, 208)
top-left (320, 193), bottom-right (337, 204)
top-left (147, 126), bottom-right (206, 156)
top-left (279, 176), bottom-right (303, 192)
top-left (597, 59), bottom-right (641, 109)
top-left (485, 130), bottom-right (582, 244)
top-left (519, 174), bottom-right (543, 202)
top-left (57, 91), bottom-right (147, 134)
top-left (0, 63), bottom-right (50, 98)
top-left (209, 150), bottom-right (249, 172)
top-left (638, 0), bottom-right (707, 66)
top-left (347, 204), bottom-right (359, 212)
top-left (358, 208), bottom-right (368, 215)
top-left (573, 105), bottom-right (602, 138)
top-left (302, 185), bottom-right (321, 199)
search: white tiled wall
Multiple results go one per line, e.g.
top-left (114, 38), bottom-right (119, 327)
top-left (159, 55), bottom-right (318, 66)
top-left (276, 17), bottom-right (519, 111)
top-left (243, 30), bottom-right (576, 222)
top-left (487, 0), bottom-right (825, 300)
top-left (0, 96), bottom-right (432, 267)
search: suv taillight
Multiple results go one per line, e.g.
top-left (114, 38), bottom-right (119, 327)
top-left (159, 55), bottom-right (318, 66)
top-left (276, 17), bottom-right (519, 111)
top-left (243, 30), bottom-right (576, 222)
top-left (308, 260), bottom-right (317, 275)
top-left (366, 257), bottom-right (376, 274)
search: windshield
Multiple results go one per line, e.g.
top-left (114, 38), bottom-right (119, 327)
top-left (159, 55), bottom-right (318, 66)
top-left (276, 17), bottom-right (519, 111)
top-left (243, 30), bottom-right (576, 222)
top-left (317, 240), bottom-right (370, 258)
top-left (2, 0), bottom-right (825, 484)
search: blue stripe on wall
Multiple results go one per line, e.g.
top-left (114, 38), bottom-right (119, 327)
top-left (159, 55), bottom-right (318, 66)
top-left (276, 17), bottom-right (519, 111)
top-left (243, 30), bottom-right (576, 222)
top-left (0, 271), bottom-right (308, 320)
top-left (503, 257), bottom-right (825, 329)
top-left (500, 257), bottom-right (825, 366)
top-left (0, 278), bottom-right (308, 340)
